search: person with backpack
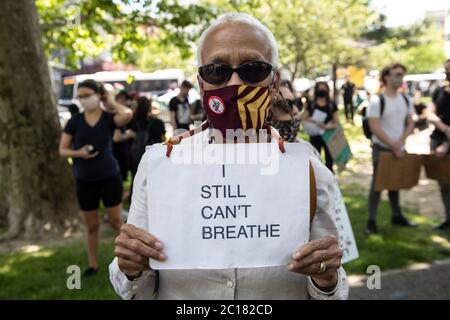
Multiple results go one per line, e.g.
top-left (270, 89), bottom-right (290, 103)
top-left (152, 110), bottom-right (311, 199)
top-left (428, 59), bottom-right (450, 231)
top-left (302, 81), bottom-right (339, 172)
top-left (365, 63), bottom-right (416, 235)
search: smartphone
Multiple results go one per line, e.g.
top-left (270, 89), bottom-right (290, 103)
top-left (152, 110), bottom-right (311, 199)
top-left (85, 145), bottom-right (97, 154)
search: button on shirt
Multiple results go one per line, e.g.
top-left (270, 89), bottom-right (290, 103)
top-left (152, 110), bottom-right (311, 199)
top-left (109, 140), bottom-right (349, 300)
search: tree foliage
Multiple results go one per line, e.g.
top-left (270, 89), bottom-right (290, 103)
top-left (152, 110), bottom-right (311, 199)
top-left (37, 0), bottom-right (216, 70)
top-left (208, 0), bottom-right (375, 79)
top-left (364, 17), bottom-right (447, 73)
top-left (37, 0), bottom-right (446, 76)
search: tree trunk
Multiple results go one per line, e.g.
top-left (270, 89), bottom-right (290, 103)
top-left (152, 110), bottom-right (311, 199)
top-left (0, 0), bottom-right (79, 241)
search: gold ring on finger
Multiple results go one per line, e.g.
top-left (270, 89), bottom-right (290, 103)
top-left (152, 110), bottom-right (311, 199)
top-left (318, 260), bottom-right (327, 274)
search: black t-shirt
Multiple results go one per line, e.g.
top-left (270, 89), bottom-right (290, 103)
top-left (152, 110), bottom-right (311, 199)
top-left (63, 111), bottom-right (119, 181)
top-left (414, 102), bottom-right (427, 115)
top-left (191, 99), bottom-right (204, 116)
top-left (169, 96), bottom-right (190, 129)
top-left (431, 86), bottom-right (450, 143)
top-left (146, 117), bottom-right (166, 145)
top-left (131, 116), bottom-right (166, 145)
top-left (113, 122), bottom-right (133, 157)
top-left (307, 101), bottom-right (338, 124)
top-left (342, 82), bottom-right (355, 101)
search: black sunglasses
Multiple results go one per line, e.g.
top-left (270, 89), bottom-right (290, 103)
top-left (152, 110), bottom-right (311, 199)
top-left (198, 61), bottom-right (273, 85)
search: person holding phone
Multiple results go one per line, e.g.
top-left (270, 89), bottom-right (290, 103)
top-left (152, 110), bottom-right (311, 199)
top-left (59, 79), bottom-right (133, 277)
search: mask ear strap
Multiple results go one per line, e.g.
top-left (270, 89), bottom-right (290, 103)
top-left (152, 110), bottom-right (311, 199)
top-left (165, 120), bottom-right (209, 157)
top-left (276, 88), bottom-right (295, 121)
top-left (268, 71), bottom-right (277, 91)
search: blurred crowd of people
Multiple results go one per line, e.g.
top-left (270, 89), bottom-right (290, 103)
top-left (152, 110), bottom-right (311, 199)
top-left (268, 60), bottom-right (450, 236)
top-left (58, 78), bottom-right (205, 277)
top-left (58, 58), bottom-right (450, 278)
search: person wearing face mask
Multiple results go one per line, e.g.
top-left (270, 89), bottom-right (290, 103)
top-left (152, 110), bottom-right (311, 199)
top-left (428, 59), bottom-right (450, 231)
top-left (270, 80), bottom-right (302, 142)
top-left (169, 80), bottom-right (194, 132)
top-left (365, 63), bottom-right (416, 235)
top-left (59, 79), bottom-right (133, 277)
top-left (109, 13), bottom-right (348, 300)
top-left (302, 82), bottom-right (339, 172)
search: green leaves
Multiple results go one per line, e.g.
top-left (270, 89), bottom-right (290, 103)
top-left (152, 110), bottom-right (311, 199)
top-left (208, 0), bottom-right (374, 79)
top-left (37, 0), bottom-right (442, 77)
top-left (37, 0), bottom-right (215, 70)
top-left (364, 17), bottom-right (447, 73)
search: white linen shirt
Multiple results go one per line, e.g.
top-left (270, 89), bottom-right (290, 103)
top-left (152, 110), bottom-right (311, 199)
top-left (109, 140), bottom-right (349, 300)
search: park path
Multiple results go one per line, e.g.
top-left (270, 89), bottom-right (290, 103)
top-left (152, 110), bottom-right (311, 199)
top-left (349, 259), bottom-right (450, 299)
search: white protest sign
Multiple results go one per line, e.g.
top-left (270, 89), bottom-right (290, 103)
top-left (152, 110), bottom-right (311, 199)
top-left (332, 180), bottom-right (359, 263)
top-left (311, 109), bottom-right (328, 124)
top-left (303, 122), bottom-right (325, 136)
top-left (146, 142), bottom-right (310, 269)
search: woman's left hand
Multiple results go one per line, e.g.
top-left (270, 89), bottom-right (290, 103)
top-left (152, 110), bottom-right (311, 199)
top-left (288, 236), bottom-right (343, 290)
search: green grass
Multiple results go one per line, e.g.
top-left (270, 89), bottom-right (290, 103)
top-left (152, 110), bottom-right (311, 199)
top-left (341, 183), bottom-right (450, 274)
top-left (299, 110), bottom-right (450, 274)
top-left (0, 229), bottom-right (119, 299)
top-left (0, 188), bottom-right (449, 299)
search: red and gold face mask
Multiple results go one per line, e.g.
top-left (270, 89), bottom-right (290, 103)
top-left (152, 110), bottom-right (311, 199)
top-left (202, 84), bottom-right (273, 138)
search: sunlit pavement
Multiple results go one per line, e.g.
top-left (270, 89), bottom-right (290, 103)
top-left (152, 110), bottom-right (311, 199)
top-left (349, 258), bottom-right (450, 299)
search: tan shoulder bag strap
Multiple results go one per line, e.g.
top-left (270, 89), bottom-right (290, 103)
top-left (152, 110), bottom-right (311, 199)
top-left (309, 161), bottom-right (317, 223)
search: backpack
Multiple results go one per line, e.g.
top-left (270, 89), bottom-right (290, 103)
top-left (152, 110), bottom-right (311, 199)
top-left (362, 93), bottom-right (410, 139)
top-left (131, 120), bottom-right (149, 165)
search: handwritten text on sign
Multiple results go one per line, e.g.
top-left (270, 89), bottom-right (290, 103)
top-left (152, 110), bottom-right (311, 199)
top-left (332, 180), bottom-right (359, 263)
top-left (146, 143), bottom-right (310, 269)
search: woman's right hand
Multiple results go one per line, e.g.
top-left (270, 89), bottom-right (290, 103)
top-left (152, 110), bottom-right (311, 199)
top-left (77, 145), bottom-right (99, 159)
top-left (115, 224), bottom-right (166, 278)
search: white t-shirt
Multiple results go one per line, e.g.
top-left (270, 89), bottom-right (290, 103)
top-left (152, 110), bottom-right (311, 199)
top-left (367, 94), bottom-right (413, 149)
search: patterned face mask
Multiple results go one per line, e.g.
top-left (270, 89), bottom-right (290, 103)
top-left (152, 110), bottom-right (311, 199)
top-left (269, 118), bottom-right (301, 143)
top-left (202, 84), bottom-right (274, 138)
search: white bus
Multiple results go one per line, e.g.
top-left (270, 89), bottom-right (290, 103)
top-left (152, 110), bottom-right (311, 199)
top-left (404, 73), bottom-right (446, 96)
top-left (58, 69), bottom-right (185, 107)
top-left (57, 69), bottom-right (186, 125)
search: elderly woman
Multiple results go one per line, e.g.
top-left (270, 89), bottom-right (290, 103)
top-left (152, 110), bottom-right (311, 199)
top-left (109, 13), bottom-right (348, 300)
